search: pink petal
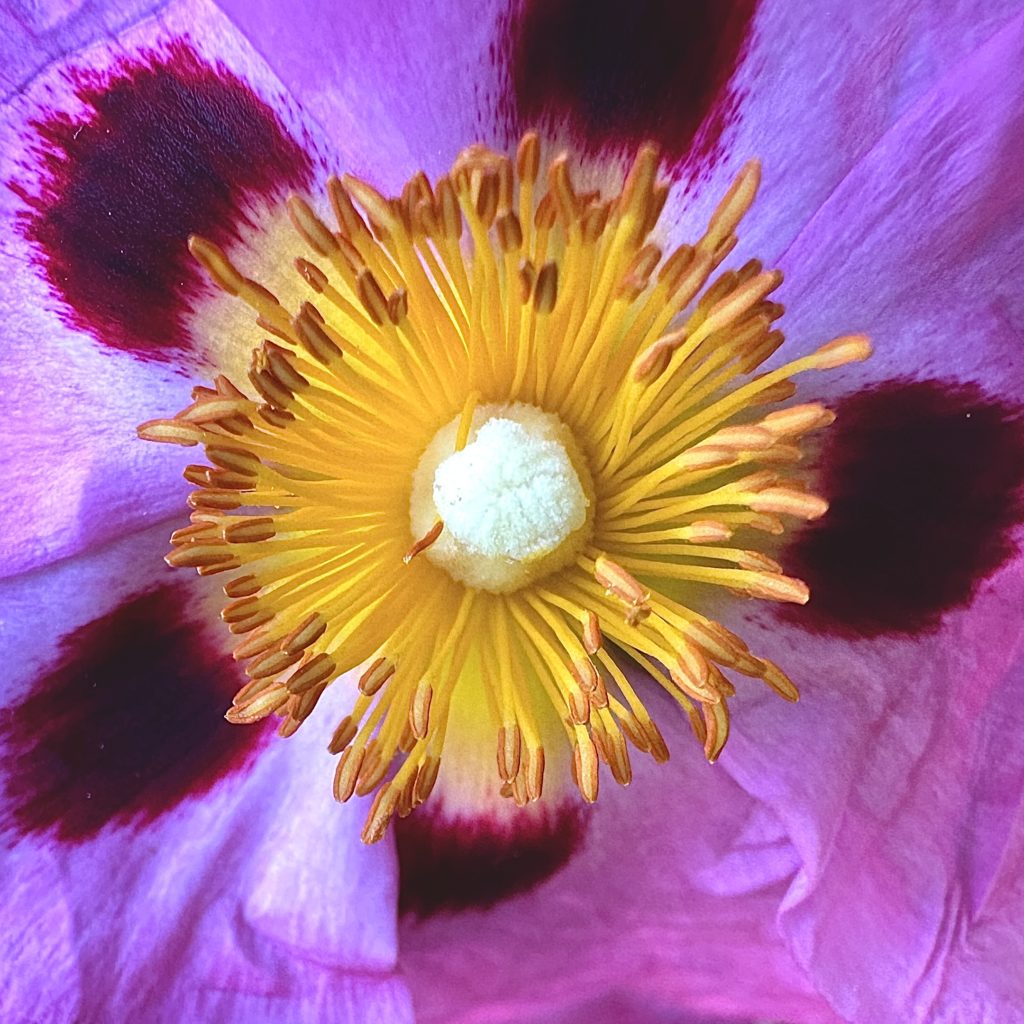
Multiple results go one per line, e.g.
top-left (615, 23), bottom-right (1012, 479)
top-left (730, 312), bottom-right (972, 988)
top-left (720, 17), bottom-right (1024, 1018)
top-left (770, 9), bottom-right (1024, 636)
top-left (0, 521), bottom-right (271, 840)
top-left (776, 6), bottom-right (1024, 392)
top-left (498, 0), bottom-right (758, 167)
top-left (656, 0), bottom-right (1024, 263)
top-left (781, 379), bottom-right (1024, 639)
top-left (399, 733), bottom-right (842, 1024)
top-left (0, 0), bottom-right (331, 579)
top-left (213, 0), bottom-right (510, 189)
top-left (0, 0), bottom-right (164, 94)
top-left (722, 554), bottom-right (1024, 1022)
top-left (0, 520), bottom-right (411, 1022)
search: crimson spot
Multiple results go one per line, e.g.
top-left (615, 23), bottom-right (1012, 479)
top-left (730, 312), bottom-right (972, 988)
top-left (501, 0), bottom-right (758, 166)
top-left (396, 804), bottom-right (586, 917)
top-left (783, 379), bottom-right (1024, 638)
top-left (1, 583), bottom-right (266, 843)
top-left (13, 40), bottom-right (314, 362)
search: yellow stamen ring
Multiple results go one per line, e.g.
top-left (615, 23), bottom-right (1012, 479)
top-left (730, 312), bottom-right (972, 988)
top-left (139, 135), bottom-right (869, 843)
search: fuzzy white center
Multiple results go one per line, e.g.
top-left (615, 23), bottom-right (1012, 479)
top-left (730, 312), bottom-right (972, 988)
top-left (433, 418), bottom-right (586, 561)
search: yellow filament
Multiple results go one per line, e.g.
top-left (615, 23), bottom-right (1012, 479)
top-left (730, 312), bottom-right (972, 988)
top-left (139, 136), bottom-right (868, 842)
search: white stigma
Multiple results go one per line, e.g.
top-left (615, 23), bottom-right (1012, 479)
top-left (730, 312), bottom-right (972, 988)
top-left (434, 418), bottom-right (586, 561)
top-left (410, 404), bottom-right (592, 592)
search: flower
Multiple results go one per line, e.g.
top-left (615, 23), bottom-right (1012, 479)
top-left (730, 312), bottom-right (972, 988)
top-left (2, 2), bottom-right (1023, 1024)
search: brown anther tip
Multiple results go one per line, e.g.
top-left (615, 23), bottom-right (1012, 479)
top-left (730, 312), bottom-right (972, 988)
top-left (283, 614), bottom-right (328, 657)
top-left (357, 269), bottom-right (389, 325)
top-left (359, 657), bottom-right (395, 696)
top-left (410, 681), bottom-right (433, 739)
top-left (496, 211), bottom-right (524, 253)
top-left (328, 716), bottom-right (357, 756)
top-left (387, 288), bottom-right (409, 325)
top-left (594, 556), bottom-right (650, 613)
top-left (188, 235), bottom-right (243, 296)
top-left (634, 343), bottom-right (671, 383)
top-left (294, 257), bottom-right (328, 293)
top-left (741, 157), bottom-right (762, 182)
top-left (582, 611), bottom-right (603, 654)
top-left (516, 132), bottom-right (541, 184)
top-left (573, 735), bottom-right (599, 803)
top-left (533, 261), bottom-right (558, 313)
top-left (361, 788), bottom-right (399, 845)
top-left (404, 520), bottom-right (444, 564)
top-left (571, 658), bottom-right (599, 693)
top-left (534, 192), bottom-right (557, 231)
top-left (294, 308), bottom-right (343, 364)
top-left (137, 420), bottom-right (202, 447)
top-left (286, 194), bottom-right (339, 256)
top-left (497, 724), bottom-right (522, 782)
top-left (814, 333), bottom-right (873, 368)
top-left (225, 684), bottom-right (290, 724)
top-left (333, 746), bottom-right (364, 802)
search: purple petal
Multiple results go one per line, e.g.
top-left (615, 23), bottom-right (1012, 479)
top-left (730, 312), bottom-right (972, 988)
top-left (399, 731), bottom-right (842, 1024)
top-left (723, 554), bottom-right (1024, 1022)
top-left (769, 8), bottom-right (1024, 638)
top-left (13, 40), bottom-right (314, 363)
top-left (393, 689), bottom-right (590, 917)
top-left (499, 0), bottom-right (757, 168)
top-left (0, 523), bottom-right (271, 841)
top-left (776, 6), bottom-right (1024, 390)
top-left (0, 0), bottom-right (164, 97)
top-left (396, 801), bottom-right (587, 918)
top-left (782, 379), bottom-right (1024, 638)
top-left (0, 0), bottom-right (330, 580)
top-left (719, 18), bottom-right (1024, 1017)
top-left (654, 0), bottom-right (1024, 268)
top-left (0, 521), bottom-right (412, 1023)
top-left (214, 0), bottom-right (510, 189)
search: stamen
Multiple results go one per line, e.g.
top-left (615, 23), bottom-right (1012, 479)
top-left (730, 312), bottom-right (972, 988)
top-left (403, 520), bottom-right (444, 564)
top-left (140, 135), bottom-right (867, 841)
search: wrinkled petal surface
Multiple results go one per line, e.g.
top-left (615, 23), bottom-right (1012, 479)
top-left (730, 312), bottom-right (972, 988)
top-left (399, 727), bottom-right (842, 1024)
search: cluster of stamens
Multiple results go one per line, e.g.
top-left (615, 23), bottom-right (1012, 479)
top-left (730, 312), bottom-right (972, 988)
top-left (140, 133), bottom-right (869, 842)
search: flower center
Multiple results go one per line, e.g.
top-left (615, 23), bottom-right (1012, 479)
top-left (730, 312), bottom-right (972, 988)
top-left (139, 134), bottom-right (870, 844)
top-left (411, 403), bottom-right (593, 592)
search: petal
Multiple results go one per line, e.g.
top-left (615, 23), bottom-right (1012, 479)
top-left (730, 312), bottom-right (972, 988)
top-left (643, 2), bottom-right (1024, 264)
top-left (213, 0), bottom-right (510, 189)
top-left (480, 0), bottom-right (1024, 265)
top-left (0, 522), bottom-right (270, 840)
top-left (720, 553), bottom-right (1024, 1022)
top-left (0, 0), bottom-right (165, 97)
top-left (777, 5), bottom-right (1024, 392)
top-left (731, 21), bottom-right (1024, 1009)
top-left (399, 720), bottom-right (843, 1024)
top-left (0, 0), bottom-right (332, 579)
top-left (0, 521), bottom-right (412, 1023)
top-left (698, 0), bottom-right (1024, 262)
top-left (780, 379), bottom-right (1024, 638)
top-left (497, 0), bottom-right (758, 167)
top-left (394, 674), bottom-right (588, 917)
top-left (771, 10), bottom-right (1024, 636)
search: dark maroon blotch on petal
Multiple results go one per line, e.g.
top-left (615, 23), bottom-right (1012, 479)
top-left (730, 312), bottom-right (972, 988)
top-left (783, 379), bottom-right (1024, 638)
top-left (12, 41), bottom-right (313, 362)
top-left (1, 583), bottom-right (266, 843)
top-left (396, 804), bottom-right (586, 917)
top-left (500, 0), bottom-right (758, 167)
